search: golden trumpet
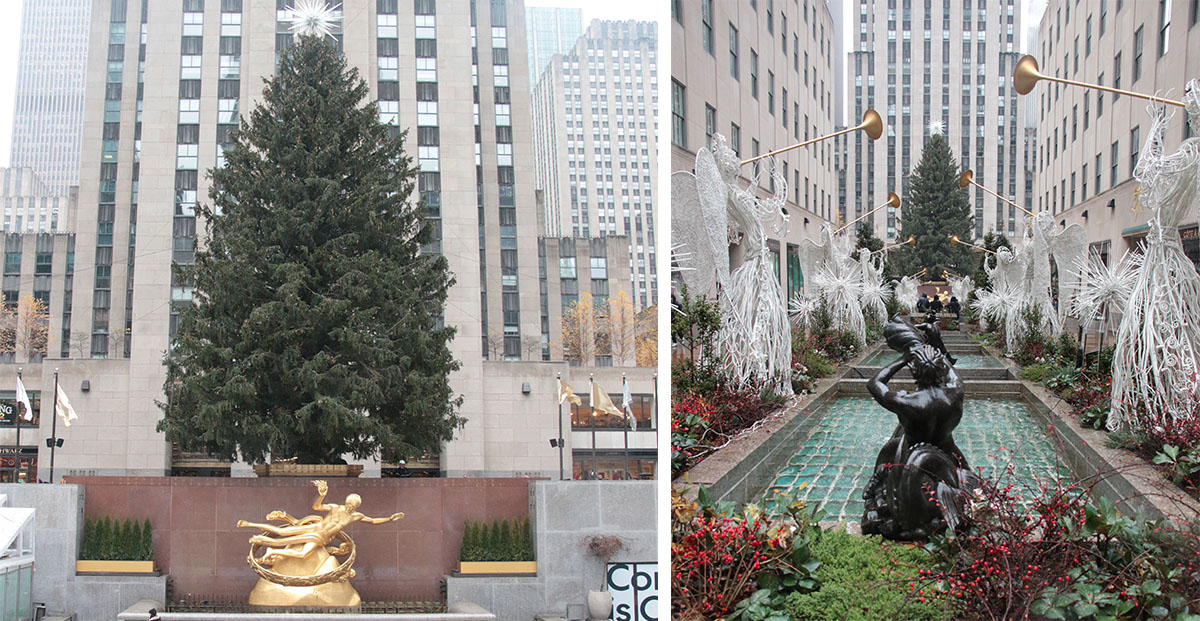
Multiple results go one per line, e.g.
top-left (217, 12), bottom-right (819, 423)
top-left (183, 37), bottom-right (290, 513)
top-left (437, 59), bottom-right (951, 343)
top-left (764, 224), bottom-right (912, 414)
top-left (874, 235), bottom-right (915, 254)
top-left (950, 234), bottom-right (996, 254)
top-left (835, 192), bottom-right (901, 235)
top-left (741, 109), bottom-right (884, 167)
top-left (959, 169), bottom-right (1034, 217)
top-left (1013, 55), bottom-right (1184, 107)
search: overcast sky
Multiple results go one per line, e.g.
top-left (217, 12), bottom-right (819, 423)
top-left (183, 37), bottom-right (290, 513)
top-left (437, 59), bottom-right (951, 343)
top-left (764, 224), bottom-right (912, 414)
top-left (0, 0), bottom-right (659, 168)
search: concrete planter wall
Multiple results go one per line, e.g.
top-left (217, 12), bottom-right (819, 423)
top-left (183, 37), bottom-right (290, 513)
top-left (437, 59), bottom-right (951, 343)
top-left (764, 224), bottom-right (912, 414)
top-left (250, 463), bottom-right (364, 477)
top-left (76, 560), bottom-right (157, 574)
top-left (456, 561), bottom-right (537, 575)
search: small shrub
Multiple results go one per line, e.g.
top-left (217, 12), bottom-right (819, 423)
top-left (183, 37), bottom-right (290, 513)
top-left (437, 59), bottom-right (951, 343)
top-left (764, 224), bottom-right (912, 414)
top-left (1017, 362), bottom-right (1065, 383)
top-left (783, 530), bottom-right (953, 621)
top-left (672, 487), bottom-right (824, 619)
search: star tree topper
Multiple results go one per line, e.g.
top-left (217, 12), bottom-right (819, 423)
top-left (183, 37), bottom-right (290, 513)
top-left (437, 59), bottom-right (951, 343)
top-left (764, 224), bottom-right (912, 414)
top-left (287, 0), bottom-right (342, 39)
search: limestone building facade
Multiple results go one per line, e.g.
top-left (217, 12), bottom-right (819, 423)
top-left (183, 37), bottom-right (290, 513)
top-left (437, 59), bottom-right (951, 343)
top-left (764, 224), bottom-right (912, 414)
top-left (671, 0), bottom-right (839, 302)
top-left (1034, 0), bottom-right (1200, 265)
top-left (0, 0), bottom-right (656, 480)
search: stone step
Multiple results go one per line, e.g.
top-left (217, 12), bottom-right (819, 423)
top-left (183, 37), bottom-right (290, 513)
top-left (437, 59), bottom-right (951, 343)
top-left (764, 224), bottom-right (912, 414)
top-left (837, 378), bottom-right (1023, 397)
top-left (844, 366), bottom-right (1013, 381)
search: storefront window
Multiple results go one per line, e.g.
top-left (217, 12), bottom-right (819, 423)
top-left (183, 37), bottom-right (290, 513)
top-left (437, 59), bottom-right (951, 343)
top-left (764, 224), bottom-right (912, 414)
top-left (572, 451), bottom-right (655, 480)
top-left (569, 394), bottom-right (655, 430)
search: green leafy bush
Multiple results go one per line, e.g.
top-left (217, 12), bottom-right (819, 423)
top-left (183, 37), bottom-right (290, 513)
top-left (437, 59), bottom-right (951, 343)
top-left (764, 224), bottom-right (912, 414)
top-left (783, 530), bottom-right (954, 621)
top-left (80, 517), bottom-right (153, 561)
top-left (1017, 362), bottom-right (1068, 383)
top-left (459, 518), bottom-right (533, 562)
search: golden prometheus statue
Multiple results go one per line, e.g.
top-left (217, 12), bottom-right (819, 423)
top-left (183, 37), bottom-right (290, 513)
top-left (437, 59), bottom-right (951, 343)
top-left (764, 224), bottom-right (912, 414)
top-left (237, 479), bottom-right (404, 607)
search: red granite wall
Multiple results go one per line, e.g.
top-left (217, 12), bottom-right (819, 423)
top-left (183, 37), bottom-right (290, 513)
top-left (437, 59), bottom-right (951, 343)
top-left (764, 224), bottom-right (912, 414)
top-left (63, 476), bottom-right (534, 601)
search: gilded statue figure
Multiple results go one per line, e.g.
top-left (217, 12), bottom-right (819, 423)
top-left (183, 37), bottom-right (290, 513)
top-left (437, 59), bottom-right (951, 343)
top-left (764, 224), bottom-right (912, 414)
top-left (237, 480), bottom-right (404, 607)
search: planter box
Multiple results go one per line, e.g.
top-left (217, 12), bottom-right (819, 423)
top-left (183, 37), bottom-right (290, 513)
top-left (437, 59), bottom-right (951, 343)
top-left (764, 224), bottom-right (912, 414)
top-left (76, 560), bottom-right (156, 574)
top-left (456, 561), bottom-right (537, 575)
top-left (251, 463), bottom-right (363, 478)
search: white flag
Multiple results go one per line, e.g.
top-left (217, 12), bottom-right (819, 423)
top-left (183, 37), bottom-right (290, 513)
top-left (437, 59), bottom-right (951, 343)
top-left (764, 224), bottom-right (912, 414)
top-left (55, 384), bottom-right (78, 427)
top-left (622, 381), bottom-right (636, 431)
top-left (15, 376), bottom-right (32, 422)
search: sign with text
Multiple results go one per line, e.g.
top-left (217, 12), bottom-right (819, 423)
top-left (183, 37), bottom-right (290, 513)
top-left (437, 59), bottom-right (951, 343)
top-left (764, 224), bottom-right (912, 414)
top-left (607, 561), bottom-right (657, 621)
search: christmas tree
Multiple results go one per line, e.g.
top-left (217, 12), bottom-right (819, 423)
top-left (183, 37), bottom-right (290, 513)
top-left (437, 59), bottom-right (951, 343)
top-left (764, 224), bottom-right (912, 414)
top-left (890, 133), bottom-right (973, 280)
top-left (158, 34), bottom-right (463, 465)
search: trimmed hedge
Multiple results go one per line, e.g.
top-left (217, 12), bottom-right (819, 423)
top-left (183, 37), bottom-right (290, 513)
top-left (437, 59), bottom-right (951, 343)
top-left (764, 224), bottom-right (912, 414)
top-left (80, 517), bottom-right (153, 561)
top-left (459, 517), bottom-right (533, 562)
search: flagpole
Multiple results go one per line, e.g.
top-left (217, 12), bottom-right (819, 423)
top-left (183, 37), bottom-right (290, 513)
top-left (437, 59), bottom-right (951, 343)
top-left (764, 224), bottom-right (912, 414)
top-left (622, 374), bottom-right (629, 481)
top-left (14, 368), bottom-right (21, 482)
top-left (49, 369), bottom-right (58, 484)
top-left (557, 373), bottom-right (565, 481)
top-left (589, 374), bottom-right (597, 480)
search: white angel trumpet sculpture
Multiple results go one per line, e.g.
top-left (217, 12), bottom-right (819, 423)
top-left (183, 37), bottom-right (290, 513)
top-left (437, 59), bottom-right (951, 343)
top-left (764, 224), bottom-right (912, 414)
top-left (947, 275), bottom-right (975, 309)
top-left (893, 276), bottom-right (920, 314)
top-left (858, 248), bottom-right (890, 326)
top-left (1110, 85), bottom-right (1200, 430)
top-left (674, 134), bottom-right (793, 397)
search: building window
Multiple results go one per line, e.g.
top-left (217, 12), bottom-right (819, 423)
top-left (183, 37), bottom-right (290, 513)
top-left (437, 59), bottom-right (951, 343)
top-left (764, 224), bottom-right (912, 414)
top-left (1130, 126), bottom-right (1140, 173)
top-left (730, 122), bottom-right (740, 156)
top-left (705, 104), bottom-right (716, 147)
top-left (1111, 140), bottom-right (1120, 187)
top-left (767, 71), bottom-right (774, 115)
top-left (1101, 0), bottom-right (1108, 34)
top-left (1086, 16), bottom-right (1093, 55)
top-left (729, 23), bottom-right (738, 79)
top-left (1192, 0), bottom-right (1200, 26)
top-left (1113, 52), bottom-right (1122, 97)
top-left (700, 0), bottom-right (713, 54)
top-left (671, 0), bottom-right (681, 23)
top-left (671, 80), bottom-right (686, 148)
top-left (1096, 153), bottom-right (1103, 193)
top-left (1132, 26), bottom-right (1143, 82)
top-left (1159, 0), bottom-right (1172, 57)
top-left (750, 50), bottom-right (758, 99)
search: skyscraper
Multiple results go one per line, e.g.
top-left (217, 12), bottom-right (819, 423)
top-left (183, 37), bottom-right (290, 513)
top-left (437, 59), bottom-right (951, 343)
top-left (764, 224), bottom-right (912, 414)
top-left (846, 0), bottom-right (1027, 241)
top-left (5, 0), bottom-right (655, 480)
top-left (532, 19), bottom-right (658, 308)
top-left (525, 5), bottom-right (583, 89)
top-left (9, 0), bottom-right (92, 192)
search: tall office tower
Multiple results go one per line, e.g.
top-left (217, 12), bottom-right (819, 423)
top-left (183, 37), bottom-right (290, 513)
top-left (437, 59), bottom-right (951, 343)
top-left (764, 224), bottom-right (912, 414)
top-left (525, 5), bottom-right (583, 89)
top-left (1033, 0), bottom-right (1200, 263)
top-left (671, 0), bottom-right (839, 303)
top-left (846, 0), bottom-right (1027, 242)
top-left (38, 0), bottom-right (655, 478)
top-left (9, 0), bottom-right (92, 192)
top-left (0, 168), bottom-right (75, 232)
top-left (531, 19), bottom-right (658, 309)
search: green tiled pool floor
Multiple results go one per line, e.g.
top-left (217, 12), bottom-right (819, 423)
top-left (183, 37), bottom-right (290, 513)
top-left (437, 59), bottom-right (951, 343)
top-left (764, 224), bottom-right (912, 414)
top-left (766, 397), bottom-right (1069, 521)
top-left (860, 351), bottom-right (1002, 368)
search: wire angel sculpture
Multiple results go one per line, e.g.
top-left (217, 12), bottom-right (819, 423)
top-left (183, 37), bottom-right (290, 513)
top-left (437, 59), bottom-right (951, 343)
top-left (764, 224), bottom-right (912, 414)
top-left (1068, 249), bottom-right (1137, 336)
top-left (810, 259), bottom-right (866, 344)
top-left (1020, 212), bottom-right (1087, 337)
top-left (857, 248), bottom-right (890, 326)
top-left (892, 276), bottom-right (920, 314)
top-left (671, 143), bottom-right (731, 301)
top-left (675, 135), bottom-right (793, 397)
top-left (1110, 85), bottom-right (1200, 429)
top-left (947, 275), bottom-right (975, 307)
top-left (987, 245), bottom-right (1033, 351)
top-left (788, 292), bottom-right (818, 334)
